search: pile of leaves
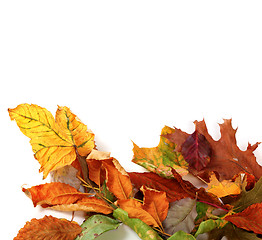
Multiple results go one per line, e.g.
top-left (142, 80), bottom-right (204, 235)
top-left (9, 103), bottom-right (262, 240)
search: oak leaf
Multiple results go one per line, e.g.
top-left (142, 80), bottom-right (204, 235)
top-left (164, 119), bottom-right (262, 181)
top-left (23, 182), bottom-right (113, 214)
top-left (132, 126), bottom-right (188, 178)
top-left (8, 104), bottom-right (95, 178)
top-left (181, 130), bottom-right (211, 171)
top-left (225, 202), bottom-right (262, 234)
top-left (14, 215), bottom-right (82, 240)
top-left (206, 173), bottom-right (241, 198)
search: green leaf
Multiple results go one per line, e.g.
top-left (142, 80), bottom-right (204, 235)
top-left (113, 208), bottom-right (163, 240)
top-left (167, 231), bottom-right (196, 240)
top-left (163, 198), bottom-right (197, 235)
top-left (195, 202), bottom-right (209, 223)
top-left (233, 176), bottom-right (262, 212)
top-left (194, 218), bottom-right (227, 237)
top-left (208, 222), bottom-right (262, 240)
top-left (75, 215), bottom-right (120, 240)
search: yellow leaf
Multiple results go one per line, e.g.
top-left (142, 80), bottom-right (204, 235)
top-left (8, 104), bottom-right (95, 178)
top-left (206, 173), bottom-right (241, 198)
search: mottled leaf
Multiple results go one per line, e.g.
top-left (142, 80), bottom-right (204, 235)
top-left (132, 126), bottom-right (188, 178)
top-left (14, 215), bottom-right (81, 240)
top-left (75, 215), bottom-right (120, 240)
top-left (8, 104), bottom-right (95, 178)
top-left (113, 208), bottom-right (163, 240)
top-left (181, 130), bottom-right (211, 171)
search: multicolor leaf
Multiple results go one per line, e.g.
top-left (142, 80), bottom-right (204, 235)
top-left (23, 182), bottom-right (113, 214)
top-left (194, 218), bottom-right (227, 237)
top-left (75, 214), bottom-right (120, 240)
top-left (164, 119), bottom-right (262, 181)
top-left (14, 215), bottom-right (82, 240)
top-left (8, 104), bottom-right (95, 178)
top-left (132, 126), bottom-right (188, 178)
top-left (113, 208), bottom-right (163, 240)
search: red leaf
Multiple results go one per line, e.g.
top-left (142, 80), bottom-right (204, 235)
top-left (225, 202), bottom-right (262, 234)
top-left (181, 130), bottom-right (211, 171)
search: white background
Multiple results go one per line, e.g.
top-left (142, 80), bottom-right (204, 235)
top-left (1, 1), bottom-right (262, 239)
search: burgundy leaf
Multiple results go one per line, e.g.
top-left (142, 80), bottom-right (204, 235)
top-left (181, 130), bottom-right (211, 171)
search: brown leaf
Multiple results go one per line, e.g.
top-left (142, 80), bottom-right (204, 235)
top-left (225, 202), bottom-right (262, 234)
top-left (14, 215), bottom-right (82, 240)
top-left (23, 182), bottom-right (113, 214)
top-left (164, 119), bottom-right (262, 181)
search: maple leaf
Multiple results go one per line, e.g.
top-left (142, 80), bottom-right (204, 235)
top-left (164, 119), bottom-right (262, 181)
top-left (23, 182), bottom-right (113, 214)
top-left (14, 215), bottom-right (82, 240)
top-left (225, 202), bottom-right (262, 234)
top-left (8, 104), bottom-right (95, 178)
top-left (132, 126), bottom-right (188, 178)
top-left (206, 173), bottom-right (241, 198)
top-left (181, 130), bottom-right (211, 171)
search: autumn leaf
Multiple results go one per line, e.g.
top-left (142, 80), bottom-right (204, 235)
top-left (206, 173), bottom-right (241, 198)
top-left (8, 104), bottom-right (95, 178)
top-left (163, 198), bottom-right (197, 236)
top-left (225, 203), bottom-right (262, 234)
top-left (181, 130), bottom-right (211, 171)
top-left (132, 126), bottom-right (188, 178)
top-left (164, 119), bottom-right (262, 181)
top-left (23, 182), bottom-right (113, 214)
top-left (117, 198), bottom-right (159, 227)
top-left (75, 214), bottom-right (120, 240)
top-left (113, 208), bottom-right (163, 240)
top-left (14, 215), bottom-right (82, 240)
top-left (167, 231), bottom-right (196, 240)
top-left (128, 172), bottom-right (192, 202)
top-left (141, 186), bottom-right (169, 228)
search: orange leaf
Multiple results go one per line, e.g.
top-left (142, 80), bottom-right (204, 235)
top-left (140, 186), bottom-right (169, 227)
top-left (117, 199), bottom-right (159, 227)
top-left (8, 104), bottom-right (95, 178)
top-left (14, 215), bottom-right (82, 240)
top-left (225, 203), bottom-right (262, 234)
top-left (23, 182), bottom-right (113, 214)
top-left (103, 158), bottom-right (133, 200)
top-left (206, 173), bottom-right (241, 198)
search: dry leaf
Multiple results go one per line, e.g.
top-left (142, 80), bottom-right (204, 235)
top-left (164, 119), bottom-right (262, 181)
top-left (14, 215), bottom-right (82, 240)
top-left (23, 182), bottom-right (113, 214)
top-left (206, 173), bottom-right (241, 198)
top-left (8, 104), bottom-right (95, 178)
